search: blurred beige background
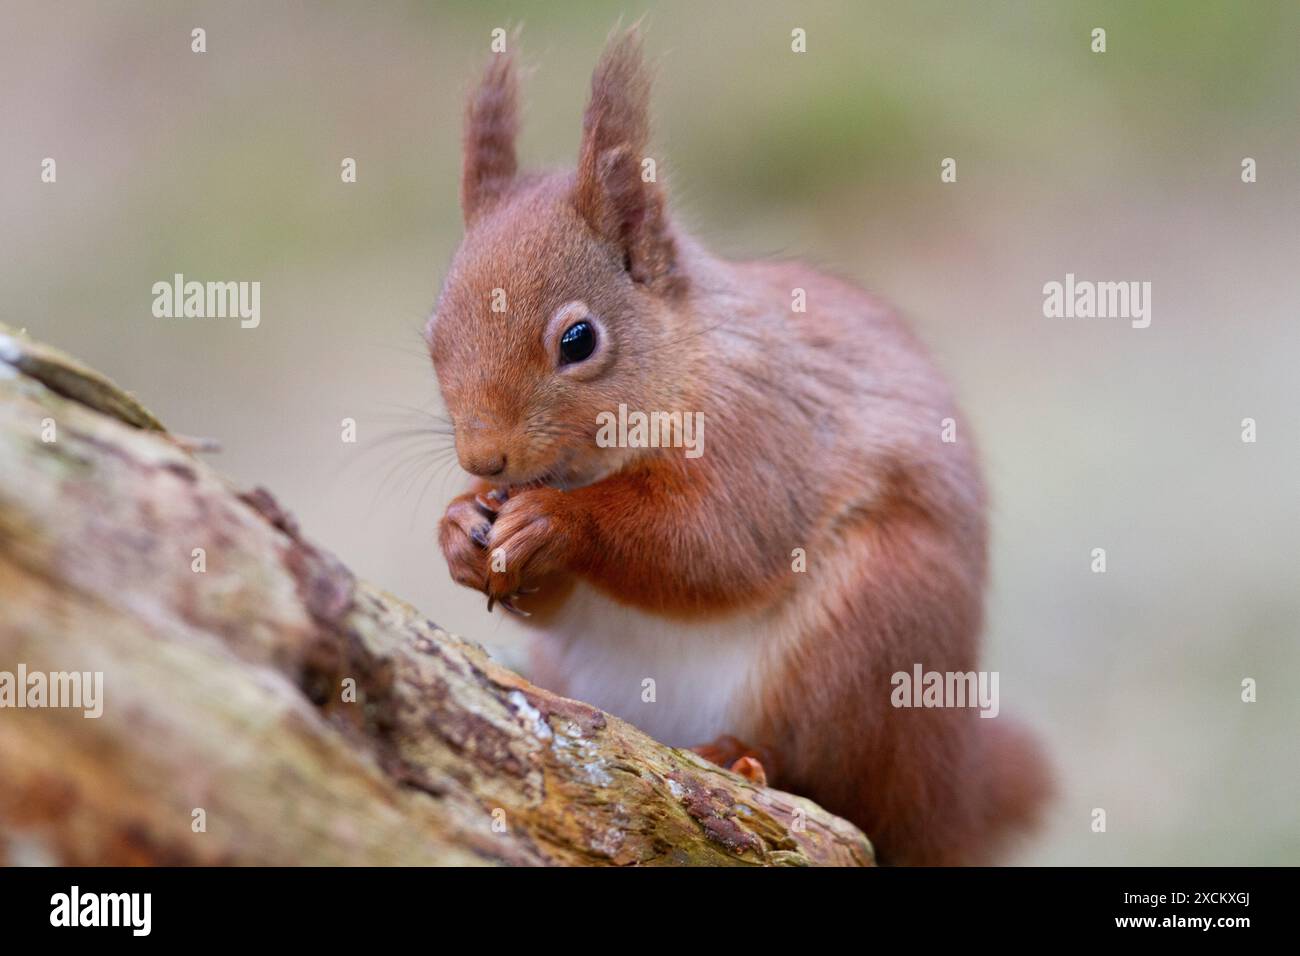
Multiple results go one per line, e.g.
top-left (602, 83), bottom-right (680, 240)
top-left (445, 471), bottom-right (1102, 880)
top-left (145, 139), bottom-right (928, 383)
top-left (2, 0), bottom-right (1297, 864)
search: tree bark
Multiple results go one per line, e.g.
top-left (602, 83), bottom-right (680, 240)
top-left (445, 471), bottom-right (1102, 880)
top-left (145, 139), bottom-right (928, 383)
top-left (0, 325), bottom-right (873, 867)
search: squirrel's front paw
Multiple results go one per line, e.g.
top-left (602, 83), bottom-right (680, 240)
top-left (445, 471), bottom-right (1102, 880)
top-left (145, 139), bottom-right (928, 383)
top-left (438, 491), bottom-right (495, 593)
top-left (485, 487), bottom-right (584, 612)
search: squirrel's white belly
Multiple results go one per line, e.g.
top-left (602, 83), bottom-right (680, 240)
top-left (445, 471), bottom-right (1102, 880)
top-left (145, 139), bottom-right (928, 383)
top-left (530, 582), bottom-right (787, 748)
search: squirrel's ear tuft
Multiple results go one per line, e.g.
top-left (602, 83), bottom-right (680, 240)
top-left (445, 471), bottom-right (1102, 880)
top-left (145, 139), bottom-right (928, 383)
top-left (574, 29), bottom-right (679, 292)
top-left (461, 50), bottom-right (519, 225)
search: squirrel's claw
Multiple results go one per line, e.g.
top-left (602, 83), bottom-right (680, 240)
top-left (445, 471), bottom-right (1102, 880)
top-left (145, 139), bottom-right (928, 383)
top-left (498, 596), bottom-right (531, 617)
top-left (475, 488), bottom-right (509, 515)
top-left (486, 589), bottom-right (533, 617)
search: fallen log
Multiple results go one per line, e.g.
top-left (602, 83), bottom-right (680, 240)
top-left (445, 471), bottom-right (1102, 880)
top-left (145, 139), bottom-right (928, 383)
top-left (0, 325), bottom-right (873, 866)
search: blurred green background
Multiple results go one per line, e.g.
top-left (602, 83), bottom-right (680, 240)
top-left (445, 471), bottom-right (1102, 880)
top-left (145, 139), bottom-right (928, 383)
top-left (3, 0), bottom-right (1297, 864)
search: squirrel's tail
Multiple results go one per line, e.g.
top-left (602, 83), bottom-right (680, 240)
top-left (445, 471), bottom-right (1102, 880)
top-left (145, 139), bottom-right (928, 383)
top-left (861, 712), bottom-right (1053, 865)
top-left (975, 717), bottom-right (1053, 860)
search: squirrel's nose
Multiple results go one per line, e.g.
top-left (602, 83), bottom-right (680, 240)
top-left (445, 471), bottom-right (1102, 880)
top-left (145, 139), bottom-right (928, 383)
top-left (461, 450), bottom-right (506, 478)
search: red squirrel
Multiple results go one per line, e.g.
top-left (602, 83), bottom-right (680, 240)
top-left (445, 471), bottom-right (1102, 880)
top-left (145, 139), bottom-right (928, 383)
top-left (427, 30), bottom-right (1050, 865)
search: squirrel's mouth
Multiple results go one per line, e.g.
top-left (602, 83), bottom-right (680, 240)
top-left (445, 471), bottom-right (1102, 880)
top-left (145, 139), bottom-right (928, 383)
top-left (509, 469), bottom-right (596, 494)
top-left (501, 452), bottom-right (614, 494)
top-left (498, 454), bottom-right (580, 494)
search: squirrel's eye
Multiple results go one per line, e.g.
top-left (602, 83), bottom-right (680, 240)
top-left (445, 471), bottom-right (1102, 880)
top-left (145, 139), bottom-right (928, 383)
top-left (559, 320), bottom-right (597, 364)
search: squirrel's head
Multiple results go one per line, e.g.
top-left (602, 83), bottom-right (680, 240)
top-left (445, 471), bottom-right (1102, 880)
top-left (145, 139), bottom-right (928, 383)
top-left (427, 30), bottom-right (686, 491)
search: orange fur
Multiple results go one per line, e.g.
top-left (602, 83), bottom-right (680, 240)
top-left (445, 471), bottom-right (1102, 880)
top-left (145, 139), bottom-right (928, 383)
top-left (428, 29), bottom-right (1051, 864)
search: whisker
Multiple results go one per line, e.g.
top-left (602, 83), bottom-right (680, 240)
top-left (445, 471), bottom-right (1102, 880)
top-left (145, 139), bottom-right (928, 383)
top-left (372, 445), bottom-right (448, 506)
